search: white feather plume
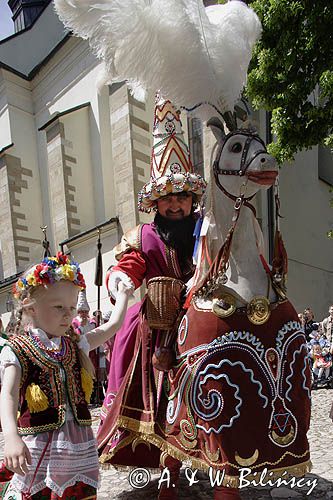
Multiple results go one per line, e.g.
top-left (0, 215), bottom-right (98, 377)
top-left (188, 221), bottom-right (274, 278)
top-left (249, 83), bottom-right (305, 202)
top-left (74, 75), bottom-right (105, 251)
top-left (54, 0), bottom-right (261, 114)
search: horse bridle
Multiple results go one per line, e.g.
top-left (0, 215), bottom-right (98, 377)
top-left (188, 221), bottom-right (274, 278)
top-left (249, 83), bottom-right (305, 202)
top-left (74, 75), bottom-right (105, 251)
top-left (213, 129), bottom-right (268, 213)
top-left (194, 129), bottom-right (270, 298)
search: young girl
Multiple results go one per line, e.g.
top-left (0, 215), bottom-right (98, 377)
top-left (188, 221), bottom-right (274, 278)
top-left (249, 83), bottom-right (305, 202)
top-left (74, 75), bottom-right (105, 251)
top-left (0, 253), bottom-right (131, 499)
top-left (312, 342), bottom-right (332, 381)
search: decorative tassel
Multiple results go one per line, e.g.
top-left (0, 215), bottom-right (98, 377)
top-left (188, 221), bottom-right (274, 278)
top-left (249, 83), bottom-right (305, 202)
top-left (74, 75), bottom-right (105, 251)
top-left (81, 367), bottom-right (94, 404)
top-left (25, 383), bottom-right (49, 413)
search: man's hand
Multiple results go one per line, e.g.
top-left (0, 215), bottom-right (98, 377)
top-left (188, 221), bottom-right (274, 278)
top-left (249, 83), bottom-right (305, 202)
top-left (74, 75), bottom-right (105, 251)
top-left (4, 434), bottom-right (31, 476)
top-left (117, 281), bottom-right (134, 295)
top-left (108, 271), bottom-right (135, 299)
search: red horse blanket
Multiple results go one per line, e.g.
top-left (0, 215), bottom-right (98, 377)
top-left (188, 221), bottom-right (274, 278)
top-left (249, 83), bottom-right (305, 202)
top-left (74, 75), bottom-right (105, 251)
top-left (162, 299), bottom-right (311, 485)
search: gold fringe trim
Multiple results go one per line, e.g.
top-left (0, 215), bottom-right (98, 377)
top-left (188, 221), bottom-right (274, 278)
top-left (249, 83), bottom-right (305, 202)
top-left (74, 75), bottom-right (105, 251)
top-left (99, 414), bottom-right (312, 487)
top-left (118, 415), bottom-right (155, 434)
top-left (100, 432), bottom-right (137, 465)
top-left (122, 404), bottom-right (154, 414)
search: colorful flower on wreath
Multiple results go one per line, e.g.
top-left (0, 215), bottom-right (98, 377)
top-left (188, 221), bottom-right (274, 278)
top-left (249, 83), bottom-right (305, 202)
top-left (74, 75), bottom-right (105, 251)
top-left (26, 274), bottom-right (38, 287)
top-left (13, 252), bottom-right (86, 299)
top-left (61, 264), bottom-right (75, 281)
top-left (57, 251), bottom-right (69, 265)
top-left (44, 257), bottom-right (58, 269)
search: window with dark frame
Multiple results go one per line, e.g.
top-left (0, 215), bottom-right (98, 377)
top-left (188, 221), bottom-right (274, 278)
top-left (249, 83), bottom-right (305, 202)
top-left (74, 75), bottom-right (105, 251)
top-left (188, 116), bottom-right (204, 178)
top-left (318, 146), bottom-right (333, 186)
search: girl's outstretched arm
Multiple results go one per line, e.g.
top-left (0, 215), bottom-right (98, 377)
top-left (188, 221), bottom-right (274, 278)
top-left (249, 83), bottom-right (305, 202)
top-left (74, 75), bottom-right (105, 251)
top-left (0, 364), bottom-right (31, 475)
top-left (86, 282), bottom-right (132, 351)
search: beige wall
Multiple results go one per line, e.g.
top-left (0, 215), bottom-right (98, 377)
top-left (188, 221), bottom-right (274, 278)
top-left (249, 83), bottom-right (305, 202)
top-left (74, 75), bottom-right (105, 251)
top-left (279, 147), bottom-right (333, 319)
top-left (0, 69), bottom-right (43, 279)
top-left (60, 108), bottom-right (96, 233)
top-left (0, 109), bottom-right (12, 151)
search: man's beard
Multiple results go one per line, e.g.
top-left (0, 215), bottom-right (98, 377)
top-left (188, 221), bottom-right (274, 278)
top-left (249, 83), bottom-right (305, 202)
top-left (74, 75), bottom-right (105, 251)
top-left (154, 212), bottom-right (196, 267)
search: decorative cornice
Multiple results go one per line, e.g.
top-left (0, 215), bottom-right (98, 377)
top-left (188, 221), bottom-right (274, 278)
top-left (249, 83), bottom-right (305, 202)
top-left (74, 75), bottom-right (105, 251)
top-left (0, 143), bottom-right (14, 156)
top-left (0, 62), bottom-right (28, 80)
top-left (0, 272), bottom-right (21, 290)
top-left (38, 103), bottom-right (90, 131)
top-left (59, 218), bottom-right (119, 251)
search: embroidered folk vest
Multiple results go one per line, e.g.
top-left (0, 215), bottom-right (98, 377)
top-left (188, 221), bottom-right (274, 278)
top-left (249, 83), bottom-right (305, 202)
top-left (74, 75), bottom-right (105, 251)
top-left (8, 334), bottom-right (92, 435)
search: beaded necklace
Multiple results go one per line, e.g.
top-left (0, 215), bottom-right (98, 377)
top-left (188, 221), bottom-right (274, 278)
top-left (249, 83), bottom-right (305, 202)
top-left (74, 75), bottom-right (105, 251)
top-left (29, 332), bottom-right (66, 361)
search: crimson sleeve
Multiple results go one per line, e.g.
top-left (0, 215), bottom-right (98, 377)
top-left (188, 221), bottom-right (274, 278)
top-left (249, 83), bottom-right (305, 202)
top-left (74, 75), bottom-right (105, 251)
top-left (112, 249), bottom-right (147, 289)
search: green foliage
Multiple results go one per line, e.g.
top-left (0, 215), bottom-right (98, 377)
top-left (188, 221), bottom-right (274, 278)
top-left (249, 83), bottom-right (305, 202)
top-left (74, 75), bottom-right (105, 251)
top-left (215, 0), bottom-right (333, 236)
top-left (246, 0), bottom-right (333, 165)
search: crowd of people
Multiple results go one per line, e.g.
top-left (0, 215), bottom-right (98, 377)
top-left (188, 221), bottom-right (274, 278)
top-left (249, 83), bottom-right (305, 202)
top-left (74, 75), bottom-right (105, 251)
top-left (298, 305), bottom-right (333, 389)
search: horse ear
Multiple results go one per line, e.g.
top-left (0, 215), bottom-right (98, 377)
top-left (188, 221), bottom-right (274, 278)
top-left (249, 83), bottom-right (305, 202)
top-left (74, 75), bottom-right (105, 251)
top-left (207, 117), bottom-right (226, 144)
top-left (234, 105), bottom-right (248, 123)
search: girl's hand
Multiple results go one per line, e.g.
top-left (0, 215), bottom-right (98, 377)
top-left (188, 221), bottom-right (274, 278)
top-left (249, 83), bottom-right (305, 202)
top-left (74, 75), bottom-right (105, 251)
top-left (117, 281), bottom-right (134, 295)
top-left (4, 434), bottom-right (31, 476)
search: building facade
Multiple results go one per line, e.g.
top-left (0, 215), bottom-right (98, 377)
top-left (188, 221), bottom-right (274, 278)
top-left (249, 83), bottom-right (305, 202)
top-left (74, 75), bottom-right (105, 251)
top-left (0, 1), bottom-right (332, 328)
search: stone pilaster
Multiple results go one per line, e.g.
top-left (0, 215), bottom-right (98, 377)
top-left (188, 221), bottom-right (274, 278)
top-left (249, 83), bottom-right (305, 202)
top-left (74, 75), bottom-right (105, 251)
top-left (0, 154), bottom-right (39, 278)
top-left (45, 120), bottom-right (81, 245)
top-left (109, 85), bottom-right (151, 233)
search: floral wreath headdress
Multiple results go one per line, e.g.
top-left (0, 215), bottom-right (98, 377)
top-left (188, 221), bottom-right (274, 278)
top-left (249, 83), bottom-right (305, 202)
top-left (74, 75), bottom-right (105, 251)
top-left (13, 252), bottom-right (86, 299)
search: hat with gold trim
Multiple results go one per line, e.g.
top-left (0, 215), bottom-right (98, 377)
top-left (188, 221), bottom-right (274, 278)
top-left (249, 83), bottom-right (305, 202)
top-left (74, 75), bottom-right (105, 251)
top-left (138, 97), bottom-right (206, 213)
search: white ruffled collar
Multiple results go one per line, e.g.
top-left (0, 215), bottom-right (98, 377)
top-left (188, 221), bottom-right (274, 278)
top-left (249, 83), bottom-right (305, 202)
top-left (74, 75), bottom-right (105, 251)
top-left (30, 328), bottom-right (62, 349)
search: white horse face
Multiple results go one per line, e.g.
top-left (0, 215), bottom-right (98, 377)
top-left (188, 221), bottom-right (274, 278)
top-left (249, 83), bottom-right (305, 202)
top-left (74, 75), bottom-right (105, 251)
top-left (209, 120), bottom-right (278, 199)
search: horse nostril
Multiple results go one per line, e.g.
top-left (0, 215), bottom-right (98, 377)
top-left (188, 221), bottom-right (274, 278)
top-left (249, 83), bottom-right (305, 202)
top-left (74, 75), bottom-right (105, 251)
top-left (260, 158), bottom-right (266, 163)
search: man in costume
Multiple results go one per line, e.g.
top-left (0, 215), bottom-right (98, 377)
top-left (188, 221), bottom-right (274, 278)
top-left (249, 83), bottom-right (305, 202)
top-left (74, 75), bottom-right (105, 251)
top-left (97, 98), bottom-right (206, 474)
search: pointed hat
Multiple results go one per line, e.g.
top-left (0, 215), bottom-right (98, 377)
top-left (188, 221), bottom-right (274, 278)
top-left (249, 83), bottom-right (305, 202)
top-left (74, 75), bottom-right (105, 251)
top-left (77, 289), bottom-right (90, 312)
top-left (138, 97), bottom-right (206, 213)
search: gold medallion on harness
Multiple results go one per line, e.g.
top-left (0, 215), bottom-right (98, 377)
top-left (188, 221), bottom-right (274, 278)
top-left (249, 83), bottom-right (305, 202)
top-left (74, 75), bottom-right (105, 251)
top-left (247, 296), bottom-right (271, 325)
top-left (212, 293), bottom-right (236, 319)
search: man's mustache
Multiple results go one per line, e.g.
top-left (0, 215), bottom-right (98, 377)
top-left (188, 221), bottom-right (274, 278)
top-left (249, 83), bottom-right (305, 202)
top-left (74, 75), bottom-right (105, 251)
top-left (166, 209), bottom-right (184, 217)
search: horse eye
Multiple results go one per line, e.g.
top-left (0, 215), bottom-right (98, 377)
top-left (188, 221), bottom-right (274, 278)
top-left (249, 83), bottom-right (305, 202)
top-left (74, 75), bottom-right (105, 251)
top-left (231, 142), bottom-right (242, 153)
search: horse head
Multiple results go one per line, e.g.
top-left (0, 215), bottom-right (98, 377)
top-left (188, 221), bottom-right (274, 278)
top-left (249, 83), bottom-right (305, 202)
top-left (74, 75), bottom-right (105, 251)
top-left (188, 116), bottom-right (279, 304)
top-left (207, 117), bottom-right (278, 200)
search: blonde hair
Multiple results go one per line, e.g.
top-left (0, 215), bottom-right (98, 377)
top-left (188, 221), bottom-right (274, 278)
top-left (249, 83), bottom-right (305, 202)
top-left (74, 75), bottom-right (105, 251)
top-left (13, 278), bottom-right (95, 379)
top-left (66, 325), bottom-right (96, 379)
top-left (13, 287), bottom-right (35, 336)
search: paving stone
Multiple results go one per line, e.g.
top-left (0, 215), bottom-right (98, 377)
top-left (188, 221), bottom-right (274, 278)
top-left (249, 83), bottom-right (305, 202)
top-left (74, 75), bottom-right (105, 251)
top-left (270, 487), bottom-right (303, 498)
top-left (0, 390), bottom-right (333, 499)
